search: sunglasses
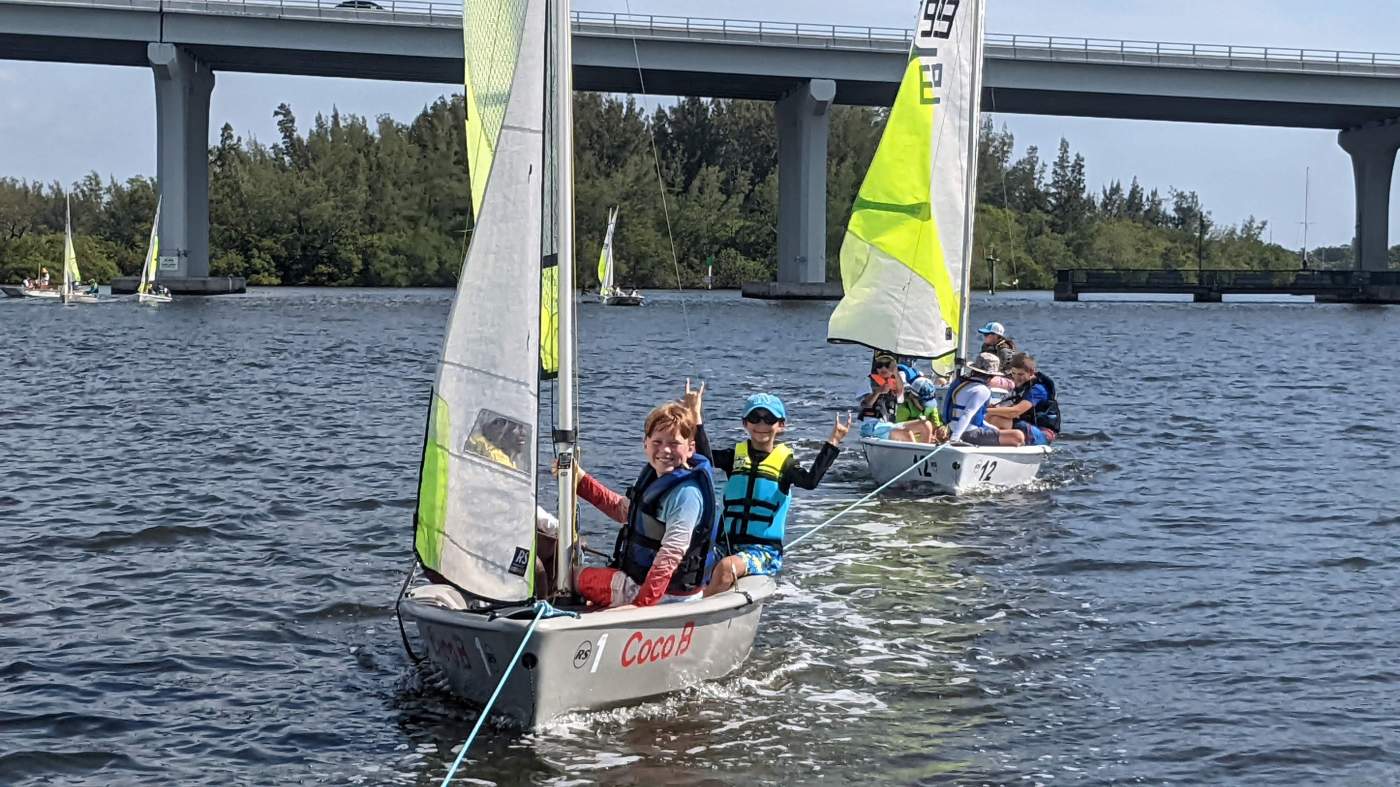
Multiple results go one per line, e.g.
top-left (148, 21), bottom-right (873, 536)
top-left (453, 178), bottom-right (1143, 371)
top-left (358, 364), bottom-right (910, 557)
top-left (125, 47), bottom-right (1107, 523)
top-left (743, 410), bottom-right (782, 425)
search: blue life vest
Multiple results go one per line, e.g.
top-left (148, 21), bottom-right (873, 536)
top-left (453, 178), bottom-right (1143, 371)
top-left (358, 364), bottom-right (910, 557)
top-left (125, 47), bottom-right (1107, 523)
top-left (721, 442), bottom-right (794, 554)
top-left (898, 363), bottom-right (921, 385)
top-left (939, 376), bottom-right (989, 428)
top-left (611, 455), bottom-right (720, 595)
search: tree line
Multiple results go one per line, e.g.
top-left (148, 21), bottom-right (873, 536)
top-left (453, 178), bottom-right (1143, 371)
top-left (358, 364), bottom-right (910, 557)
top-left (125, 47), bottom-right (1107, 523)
top-left (1, 94), bottom-right (1390, 289)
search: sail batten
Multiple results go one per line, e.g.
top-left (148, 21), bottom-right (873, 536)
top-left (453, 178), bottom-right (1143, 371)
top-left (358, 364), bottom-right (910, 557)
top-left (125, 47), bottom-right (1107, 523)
top-left (827, 0), bottom-right (984, 370)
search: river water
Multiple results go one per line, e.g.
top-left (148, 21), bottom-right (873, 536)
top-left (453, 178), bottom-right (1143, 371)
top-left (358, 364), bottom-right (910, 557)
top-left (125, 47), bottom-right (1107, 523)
top-left (2, 288), bottom-right (1397, 786)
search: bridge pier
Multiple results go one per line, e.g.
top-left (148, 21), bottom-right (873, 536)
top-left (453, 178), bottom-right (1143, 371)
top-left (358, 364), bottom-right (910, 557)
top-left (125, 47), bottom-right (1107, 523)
top-left (129, 43), bottom-right (242, 295)
top-left (1339, 118), bottom-right (1400, 273)
top-left (750, 78), bottom-right (842, 300)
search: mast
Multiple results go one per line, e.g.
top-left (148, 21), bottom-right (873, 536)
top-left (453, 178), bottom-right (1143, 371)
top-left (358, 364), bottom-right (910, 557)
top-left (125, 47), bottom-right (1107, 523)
top-left (953, 0), bottom-right (986, 368)
top-left (551, 0), bottom-right (578, 596)
top-left (1301, 166), bottom-right (1311, 267)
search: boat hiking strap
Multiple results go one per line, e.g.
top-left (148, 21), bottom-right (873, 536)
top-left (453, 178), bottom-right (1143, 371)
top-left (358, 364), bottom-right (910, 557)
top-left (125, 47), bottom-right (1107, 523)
top-left (786, 442), bottom-right (952, 551)
top-left (439, 600), bottom-right (579, 787)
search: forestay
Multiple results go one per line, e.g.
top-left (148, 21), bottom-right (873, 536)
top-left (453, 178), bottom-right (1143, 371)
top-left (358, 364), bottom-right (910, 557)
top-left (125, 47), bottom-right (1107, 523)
top-left (414, 0), bottom-right (547, 603)
top-left (826, 0), bottom-right (986, 373)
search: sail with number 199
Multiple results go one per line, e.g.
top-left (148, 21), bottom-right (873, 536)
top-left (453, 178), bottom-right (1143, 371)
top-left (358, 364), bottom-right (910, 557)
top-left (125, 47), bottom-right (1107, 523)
top-left (826, 0), bottom-right (983, 374)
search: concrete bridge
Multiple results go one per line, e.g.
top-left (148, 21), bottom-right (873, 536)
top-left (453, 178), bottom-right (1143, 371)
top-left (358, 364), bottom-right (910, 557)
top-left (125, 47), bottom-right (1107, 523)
top-left (2, 0), bottom-right (1400, 293)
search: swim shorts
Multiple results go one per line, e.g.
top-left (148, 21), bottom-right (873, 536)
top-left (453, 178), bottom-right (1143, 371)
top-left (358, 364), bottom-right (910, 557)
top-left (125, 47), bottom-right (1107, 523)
top-left (959, 426), bottom-right (1002, 446)
top-left (730, 544), bottom-right (783, 576)
top-left (859, 420), bottom-right (895, 440)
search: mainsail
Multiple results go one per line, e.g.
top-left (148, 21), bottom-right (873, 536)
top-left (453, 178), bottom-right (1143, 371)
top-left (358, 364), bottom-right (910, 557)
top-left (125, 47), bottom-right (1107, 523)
top-left (415, 0), bottom-right (547, 602)
top-left (138, 198), bottom-right (161, 295)
top-left (597, 205), bottom-right (618, 296)
top-left (827, 0), bottom-right (986, 372)
top-left (63, 196), bottom-right (80, 292)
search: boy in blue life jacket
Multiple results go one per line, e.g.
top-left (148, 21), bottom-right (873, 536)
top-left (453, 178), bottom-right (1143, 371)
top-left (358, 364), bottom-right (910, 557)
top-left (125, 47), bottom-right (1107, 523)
top-left (685, 381), bottom-right (851, 596)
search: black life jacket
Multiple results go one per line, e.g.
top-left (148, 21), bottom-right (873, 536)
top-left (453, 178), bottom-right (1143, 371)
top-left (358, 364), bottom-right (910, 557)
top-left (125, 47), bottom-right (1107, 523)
top-left (611, 455), bottom-right (720, 596)
top-left (1011, 371), bottom-right (1061, 432)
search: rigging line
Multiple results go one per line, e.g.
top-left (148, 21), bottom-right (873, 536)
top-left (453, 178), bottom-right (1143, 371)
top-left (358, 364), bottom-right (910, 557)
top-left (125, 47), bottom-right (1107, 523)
top-left (786, 441), bottom-right (953, 550)
top-left (987, 87), bottom-right (1025, 290)
top-left (439, 601), bottom-right (580, 787)
top-left (620, 0), bottom-right (694, 353)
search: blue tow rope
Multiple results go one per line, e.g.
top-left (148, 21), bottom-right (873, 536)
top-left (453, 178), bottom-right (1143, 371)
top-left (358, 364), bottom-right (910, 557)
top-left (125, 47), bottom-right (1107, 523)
top-left (786, 441), bottom-right (951, 550)
top-left (438, 600), bottom-right (578, 787)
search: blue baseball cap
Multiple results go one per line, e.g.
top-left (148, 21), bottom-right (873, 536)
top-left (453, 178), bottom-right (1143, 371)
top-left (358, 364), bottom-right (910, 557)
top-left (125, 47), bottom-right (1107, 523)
top-left (741, 393), bottom-right (786, 421)
top-left (976, 321), bottom-right (1006, 336)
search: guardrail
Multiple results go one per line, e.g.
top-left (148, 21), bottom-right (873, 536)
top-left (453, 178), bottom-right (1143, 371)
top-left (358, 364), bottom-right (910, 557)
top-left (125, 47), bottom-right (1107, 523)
top-left (7, 0), bottom-right (1400, 75)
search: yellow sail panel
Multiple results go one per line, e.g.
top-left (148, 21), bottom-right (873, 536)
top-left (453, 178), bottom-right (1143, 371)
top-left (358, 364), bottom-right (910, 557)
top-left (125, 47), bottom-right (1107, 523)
top-left (139, 202), bottom-right (160, 295)
top-left (63, 222), bottom-right (80, 286)
top-left (540, 260), bottom-right (558, 379)
top-left (827, 0), bottom-right (982, 362)
top-left (464, 0), bottom-right (530, 220)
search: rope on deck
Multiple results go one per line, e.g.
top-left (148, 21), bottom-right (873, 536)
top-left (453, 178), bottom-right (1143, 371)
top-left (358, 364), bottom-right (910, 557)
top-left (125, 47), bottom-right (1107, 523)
top-left (439, 600), bottom-right (579, 787)
top-left (786, 442), bottom-right (953, 551)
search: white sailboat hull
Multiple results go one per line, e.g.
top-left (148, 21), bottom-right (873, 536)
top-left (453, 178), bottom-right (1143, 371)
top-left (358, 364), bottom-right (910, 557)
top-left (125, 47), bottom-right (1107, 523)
top-left (3, 286), bottom-right (60, 299)
top-left (601, 294), bottom-right (644, 306)
top-left (401, 574), bottom-right (776, 728)
top-left (861, 436), bottom-right (1049, 495)
top-left (138, 292), bottom-right (173, 304)
top-left (62, 292), bottom-right (101, 305)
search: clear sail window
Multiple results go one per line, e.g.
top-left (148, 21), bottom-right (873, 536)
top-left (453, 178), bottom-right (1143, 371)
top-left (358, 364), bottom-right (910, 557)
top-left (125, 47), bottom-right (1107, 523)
top-left (464, 410), bottom-right (532, 474)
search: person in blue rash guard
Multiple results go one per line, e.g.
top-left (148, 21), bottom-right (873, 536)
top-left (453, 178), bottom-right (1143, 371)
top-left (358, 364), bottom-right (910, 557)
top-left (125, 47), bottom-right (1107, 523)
top-left (684, 381), bottom-right (851, 596)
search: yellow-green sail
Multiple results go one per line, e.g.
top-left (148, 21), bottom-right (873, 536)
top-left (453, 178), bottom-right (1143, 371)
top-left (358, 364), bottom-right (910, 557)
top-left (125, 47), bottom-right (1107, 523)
top-left (138, 198), bottom-right (161, 295)
top-left (827, 0), bottom-right (985, 373)
top-left (596, 205), bottom-right (617, 296)
top-left (63, 198), bottom-right (80, 290)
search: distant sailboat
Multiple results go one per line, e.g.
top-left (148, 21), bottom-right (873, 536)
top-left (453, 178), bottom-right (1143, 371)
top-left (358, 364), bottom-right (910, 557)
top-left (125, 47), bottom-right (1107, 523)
top-left (597, 205), bottom-right (643, 306)
top-left (61, 195), bottom-right (99, 305)
top-left (137, 198), bottom-right (172, 304)
top-left (826, 0), bottom-right (1049, 495)
top-left (396, 0), bottom-right (773, 727)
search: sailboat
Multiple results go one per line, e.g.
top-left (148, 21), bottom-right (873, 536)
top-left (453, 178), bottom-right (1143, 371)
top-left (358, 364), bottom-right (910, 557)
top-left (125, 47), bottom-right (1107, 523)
top-left (137, 198), bottom-right (172, 304)
top-left (826, 0), bottom-right (1049, 495)
top-left (596, 205), bottom-right (643, 306)
top-left (60, 195), bottom-right (99, 305)
top-left (2, 264), bottom-right (61, 299)
top-left (396, 0), bottom-right (774, 728)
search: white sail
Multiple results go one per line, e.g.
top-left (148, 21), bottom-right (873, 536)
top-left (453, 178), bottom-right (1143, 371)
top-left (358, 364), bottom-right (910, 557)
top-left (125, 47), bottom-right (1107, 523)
top-left (414, 0), bottom-right (546, 603)
top-left (138, 197), bottom-right (161, 295)
top-left (827, 0), bottom-right (986, 371)
top-left (63, 196), bottom-right (80, 297)
top-left (597, 205), bottom-right (617, 296)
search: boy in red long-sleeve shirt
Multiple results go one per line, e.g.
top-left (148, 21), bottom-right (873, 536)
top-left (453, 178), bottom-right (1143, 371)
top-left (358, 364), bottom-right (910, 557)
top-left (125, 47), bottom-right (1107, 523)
top-left (573, 402), bottom-right (720, 608)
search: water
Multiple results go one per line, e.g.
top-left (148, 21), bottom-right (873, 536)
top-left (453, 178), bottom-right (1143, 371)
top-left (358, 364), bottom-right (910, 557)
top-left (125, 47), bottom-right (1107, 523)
top-left (2, 288), bottom-right (1398, 785)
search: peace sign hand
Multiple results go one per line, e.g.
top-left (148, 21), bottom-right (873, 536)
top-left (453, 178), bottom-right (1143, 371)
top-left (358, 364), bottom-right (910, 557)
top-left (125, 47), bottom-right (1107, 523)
top-left (683, 378), bottom-right (706, 424)
top-left (828, 412), bottom-right (852, 445)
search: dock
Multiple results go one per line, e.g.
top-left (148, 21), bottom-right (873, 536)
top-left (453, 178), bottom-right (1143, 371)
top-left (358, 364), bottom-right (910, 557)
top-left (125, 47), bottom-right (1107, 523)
top-left (1054, 268), bottom-right (1400, 304)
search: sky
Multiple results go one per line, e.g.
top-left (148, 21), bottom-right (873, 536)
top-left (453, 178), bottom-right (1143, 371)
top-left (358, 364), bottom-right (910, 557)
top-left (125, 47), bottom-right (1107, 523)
top-left (1, 0), bottom-right (1398, 248)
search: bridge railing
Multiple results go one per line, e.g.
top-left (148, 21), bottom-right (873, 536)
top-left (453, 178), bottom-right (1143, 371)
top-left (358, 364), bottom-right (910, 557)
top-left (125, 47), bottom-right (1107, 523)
top-left (987, 33), bottom-right (1400, 76)
top-left (8, 0), bottom-right (1400, 75)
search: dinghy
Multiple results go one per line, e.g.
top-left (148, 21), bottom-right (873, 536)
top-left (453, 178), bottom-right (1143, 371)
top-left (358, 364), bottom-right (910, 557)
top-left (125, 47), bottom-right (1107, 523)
top-left (2, 284), bottom-right (60, 299)
top-left (397, 0), bottom-right (773, 728)
top-left (136, 198), bottom-right (172, 304)
top-left (826, 0), bottom-right (1049, 496)
top-left (596, 205), bottom-right (643, 306)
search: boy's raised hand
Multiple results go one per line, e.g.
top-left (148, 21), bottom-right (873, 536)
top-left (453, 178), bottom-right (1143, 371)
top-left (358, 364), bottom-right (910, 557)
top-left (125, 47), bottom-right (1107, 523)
top-left (683, 378), bottom-right (706, 424)
top-left (827, 412), bottom-right (852, 446)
